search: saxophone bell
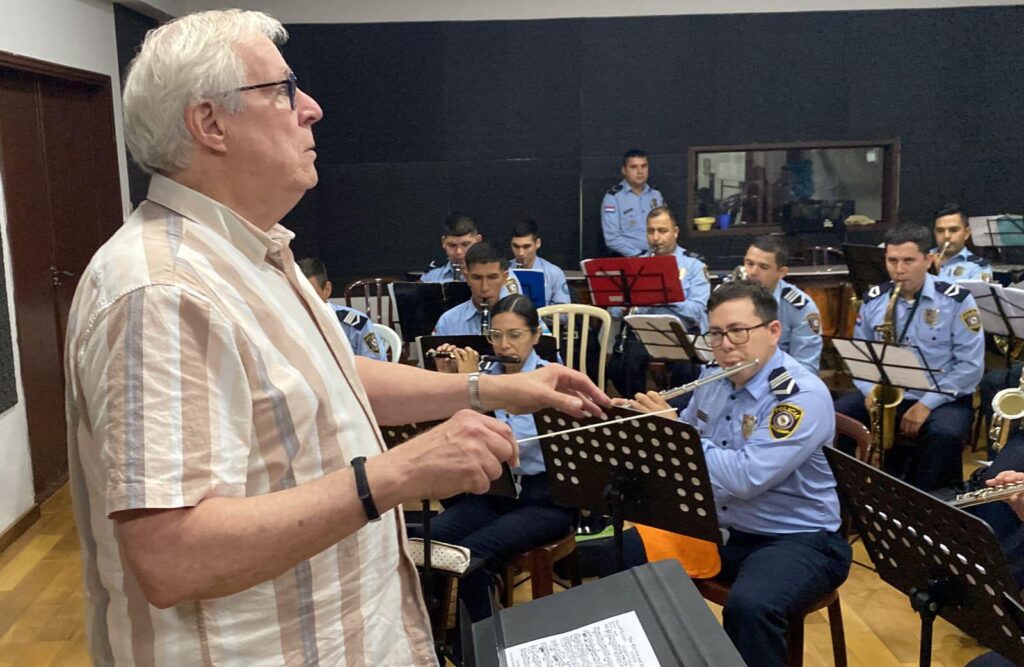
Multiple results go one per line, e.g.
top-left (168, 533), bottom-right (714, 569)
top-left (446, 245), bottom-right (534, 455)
top-left (868, 283), bottom-right (905, 461)
top-left (990, 365), bottom-right (1024, 453)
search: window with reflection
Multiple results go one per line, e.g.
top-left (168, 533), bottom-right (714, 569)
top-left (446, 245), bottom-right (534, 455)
top-left (687, 140), bottom-right (899, 234)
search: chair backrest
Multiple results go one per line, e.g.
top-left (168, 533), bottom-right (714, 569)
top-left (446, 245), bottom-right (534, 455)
top-left (344, 277), bottom-right (399, 329)
top-left (537, 304), bottom-right (612, 389)
top-left (371, 323), bottom-right (402, 363)
top-left (834, 412), bottom-right (872, 464)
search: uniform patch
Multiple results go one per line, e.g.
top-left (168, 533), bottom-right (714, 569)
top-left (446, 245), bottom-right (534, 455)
top-left (954, 265), bottom-right (965, 277)
top-left (769, 404), bottom-right (804, 440)
top-left (936, 281), bottom-right (969, 302)
top-left (679, 267), bottom-right (687, 282)
top-left (608, 184), bottom-right (623, 195)
top-left (864, 282), bottom-right (893, 302)
top-left (742, 414), bottom-right (757, 439)
top-left (623, 208), bottom-right (634, 215)
top-left (696, 410), bottom-right (709, 422)
top-left (923, 308), bottom-right (940, 326)
top-left (768, 367), bottom-right (800, 398)
top-left (961, 307), bottom-right (982, 333)
top-left (341, 309), bottom-right (369, 329)
top-left (982, 272), bottom-right (993, 283)
top-left (651, 198), bottom-right (660, 207)
top-left (364, 332), bottom-right (380, 354)
top-left (781, 286), bottom-right (808, 309)
top-left (604, 205), bottom-right (616, 212)
top-left (806, 312), bottom-right (821, 335)
top-left (505, 277), bottom-right (520, 294)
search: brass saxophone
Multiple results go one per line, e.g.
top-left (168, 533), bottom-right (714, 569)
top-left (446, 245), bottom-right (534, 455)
top-left (990, 365), bottom-right (1024, 454)
top-left (868, 283), bottom-right (905, 459)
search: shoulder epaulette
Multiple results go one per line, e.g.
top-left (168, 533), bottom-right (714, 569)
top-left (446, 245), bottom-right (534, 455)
top-left (768, 366), bottom-right (801, 399)
top-left (967, 253), bottom-right (991, 266)
top-left (683, 249), bottom-right (706, 262)
top-left (863, 281), bottom-right (894, 303)
top-left (780, 286), bottom-right (809, 309)
top-left (607, 183), bottom-right (624, 195)
top-left (426, 259), bottom-right (441, 270)
top-left (338, 308), bottom-right (369, 330)
top-left (935, 280), bottom-right (969, 302)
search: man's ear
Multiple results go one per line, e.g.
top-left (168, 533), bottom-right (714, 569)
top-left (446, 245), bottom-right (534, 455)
top-left (322, 279), bottom-right (333, 300)
top-left (184, 101), bottom-right (228, 154)
top-left (535, 236), bottom-right (542, 250)
top-left (778, 266), bottom-right (789, 280)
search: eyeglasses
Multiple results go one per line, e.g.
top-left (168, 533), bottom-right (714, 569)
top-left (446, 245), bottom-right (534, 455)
top-left (701, 321), bottom-right (770, 348)
top-left (484, 328), bottom-right (534, 344)
top-left (232, 71), bottom-right (298, 110)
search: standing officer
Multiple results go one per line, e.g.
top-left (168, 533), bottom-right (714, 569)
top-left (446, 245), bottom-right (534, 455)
top-left (625, 280), bottom-right (852, 667)
top-left (509, 217), bottom-right (571, 306)
top-left (834, 223), bottom-right (985, 491)
top-left (740, 235), bottom-right (822, 373)
top-left (933, 202), bottom-right (992, 282)
top-left (602, 148), bottom-right (665, 257)
top-left (421, 212), bottom-right (481, 282)
top-left (608, 206), bottom-right (710, 399)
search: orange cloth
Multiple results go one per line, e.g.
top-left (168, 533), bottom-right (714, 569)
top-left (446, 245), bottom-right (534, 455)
top-left (635, 524), bottom-right (721, 579)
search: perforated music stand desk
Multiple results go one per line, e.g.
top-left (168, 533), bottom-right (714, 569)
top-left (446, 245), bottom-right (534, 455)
top-left (532, 406), bottom-right (719, 573)
top-left (842, 244), bottom-right (888, 297)
top-left (825, 448), bottom-right (1024, 667)
top-left (960, 280), bottom-right (1024, 370)
top-left (626, 313), bottom-right (713, 363)
top-left (580, 256), bottom-right (684, 309)
top-left (469, 559), bottom-right (744, 667)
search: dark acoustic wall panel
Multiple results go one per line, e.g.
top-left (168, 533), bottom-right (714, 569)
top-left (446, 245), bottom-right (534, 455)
top-left (0, 240), bottom-right (16, 413)
top-left (114, 4), bottom-right (160, 209)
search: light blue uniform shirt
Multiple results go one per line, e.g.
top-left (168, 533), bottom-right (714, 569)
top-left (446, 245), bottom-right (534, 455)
top-left (601, 180), bottom-right (664, 257)
top-left (421, 260), bottom-right (463, 283)
top-left (935, 247), bottom-right (993, 283)
top-left (853, 274), bottom-right (985, 410)
top-left (330, 304), bottom-right (385, 361)
top-left (773, 279), bottom-right (823, 374)
top-left (680, 348), bottom-right (842, 534)
top-left (433, 299), bottom-right (485, 336)
top-left (488, 350), bottom-right (549, 475)
top-left (631, 246), bottom-right (710, 333)
top-left (511, 256), bottom-right (571, 306)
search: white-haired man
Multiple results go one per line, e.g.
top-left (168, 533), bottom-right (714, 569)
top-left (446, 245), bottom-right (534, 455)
top-left (66, 10), bottom-right (608, 666)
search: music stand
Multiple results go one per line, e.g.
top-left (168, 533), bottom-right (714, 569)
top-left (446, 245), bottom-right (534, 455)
top-left (580, 256), bottom-right (684, 308)
top-left (960, 280), bottom-right (1024, 370)
top-left (532, 406), bottom-right (719, 573)
top-left (389, 281), bottom-right (472, 343)
top-left (625, 313), bottom-right (714, 363)
top-left (842, 244), bottom-right (888, 297)
top-left (972, 214), bottom-right (1024, 265)
top-left (826, 447), bottom-right (1024, 667)
top-left (830, 337), bottom-right (947, 466)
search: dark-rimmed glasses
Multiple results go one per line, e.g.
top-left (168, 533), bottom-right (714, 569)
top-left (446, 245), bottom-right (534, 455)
top-left (701, 321), bottom-right (770, 348)
top-left (232, 71), bottom-right (297, 110)
top-left (484, 328), bottom-right (534, 344)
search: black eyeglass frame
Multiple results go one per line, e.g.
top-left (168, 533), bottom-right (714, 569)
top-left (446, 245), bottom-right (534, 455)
top-left (701, 321), bottom-right (772, 348)
top-left (232, 71), bottom-right (298, 110)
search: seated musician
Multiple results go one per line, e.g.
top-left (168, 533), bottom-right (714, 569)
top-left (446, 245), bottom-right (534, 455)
top-left (433, 241), bottom-right (520, 336)
top-left (510, 217), bottom-right (571, 306)
top-left (834, 223), bottom-right (985, 491)
top-left (421, 212), bottom-right (481, 282)
top-left (933, 202), bottom-right (992, 282)
top-left (608, 205), bottom-right (710, 399)
top-left (427, 294), bottom-right (576, 621)
top-left (741, 235), bottom-right (823, 373)
top-left (297, 257), bottom-right (385, 360)
top-left (622, 280), bottom-right (852, 667)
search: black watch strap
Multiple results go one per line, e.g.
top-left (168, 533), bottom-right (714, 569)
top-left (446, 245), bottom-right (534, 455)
top-left (351, 456), bottom-right (381, 522)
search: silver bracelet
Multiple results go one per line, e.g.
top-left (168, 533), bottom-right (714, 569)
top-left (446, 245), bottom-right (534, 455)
top-left (467, 372), bottom-right (484, 412)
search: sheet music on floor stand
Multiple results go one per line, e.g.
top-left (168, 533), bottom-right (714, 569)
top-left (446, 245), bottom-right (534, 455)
top-left (959, 280), bottom-right (1024, 370)
top-left (831, 338), bottom-right (944, 396)
top-left (625, 313), bottom-right (714, 363)
top-left (825, 448), bottom-right (1024, 667)
top-left (971, 214), bottom-right (1024, 264)
top-left (532, 406), bottom-right (719, 573)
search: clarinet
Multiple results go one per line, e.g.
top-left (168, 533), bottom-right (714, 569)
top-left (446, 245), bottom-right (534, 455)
top-left (480, 299), bottom-right (491, 335)
top-left (613, 307), bottom-right (636, 355)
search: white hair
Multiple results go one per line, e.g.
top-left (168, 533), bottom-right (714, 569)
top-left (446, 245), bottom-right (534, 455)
top-left (122, 9), bottom-right (288, 175)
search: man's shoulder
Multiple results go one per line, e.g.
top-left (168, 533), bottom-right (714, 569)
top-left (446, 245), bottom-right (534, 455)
top-left (766, 354), bottom-right (830, 404)
top-left (863, 281), bottom-right (894, 303)
top-left (605, 182), bottom-right (625, 197)
top-left (335, 306), bottom-right (371, 330)
top-left (932, 280), bottom-right (970, 303)
top-left (779, 282), bottom-right (815, 311)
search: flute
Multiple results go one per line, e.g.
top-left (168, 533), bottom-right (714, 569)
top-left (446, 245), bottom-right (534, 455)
top-left (951, 480), bottom-right (1024, 508)
top-left (425, 349), bottom-right (521, 365)
top-left (622, 358), bottom-right (759, 409)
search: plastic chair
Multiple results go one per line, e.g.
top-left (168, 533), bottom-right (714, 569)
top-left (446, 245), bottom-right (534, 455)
top-left (536, 304), bottom-right (611, 389)
top-left (371, 323), bottom-right (402, 363)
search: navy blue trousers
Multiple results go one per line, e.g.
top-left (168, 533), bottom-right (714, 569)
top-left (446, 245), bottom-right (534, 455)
top-left (833, 392), bottom-right (973, 491)
top-left (426, 474), bottom-right (575, 622)
top-left (717, 529), bottom-right (852, 667)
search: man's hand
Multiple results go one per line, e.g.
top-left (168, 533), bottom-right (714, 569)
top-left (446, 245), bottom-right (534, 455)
top-left (900, 401), bottom-right (931, 437)
top-left (479, 364), bottom-right (610, 419)
top-left (987, 470), bottom-right (1024, 521)
top-left (381, 409), bottom-right (519, 499)
top-left (864, 392), bottom-right (876, 414)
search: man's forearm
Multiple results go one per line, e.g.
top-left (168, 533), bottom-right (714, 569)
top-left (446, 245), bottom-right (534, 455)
top-left (355, 357), bottom-right (476, 424)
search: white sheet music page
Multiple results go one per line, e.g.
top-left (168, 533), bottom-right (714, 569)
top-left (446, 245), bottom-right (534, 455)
top-left (503, 610), bottom-right (660, 667)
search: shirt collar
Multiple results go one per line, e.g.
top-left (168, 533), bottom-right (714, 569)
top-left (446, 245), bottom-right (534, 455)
top-left (146, 174), bottom-right (293, 265)
top-left (619, 179), bottom-right (651, 195)
top-left (919, 273), bottom-right (937, 301)
top-left (460, 299), bottom-right (480, 322)
top-left (735, 347), bottom-right (786, 401)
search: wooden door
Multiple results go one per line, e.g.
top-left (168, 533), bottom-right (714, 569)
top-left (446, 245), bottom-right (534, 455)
top-left (0, 53), bottom-right (123, 503)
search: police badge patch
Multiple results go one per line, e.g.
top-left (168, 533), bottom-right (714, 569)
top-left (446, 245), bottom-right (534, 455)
top-left (923, 309), bottom-right (940, 326)
top-left (742, 415), bottom-right (757, 438)
top-left (806, 313), bottom-right (821, 335)
top-left (954, 265), bottom-right (965, 277)
top-left (769, 404), bottom-right (804, 439)
top-left (364, 332), bottom-right (381, 355)
top-left (961, 307), bottom-right (982, 333)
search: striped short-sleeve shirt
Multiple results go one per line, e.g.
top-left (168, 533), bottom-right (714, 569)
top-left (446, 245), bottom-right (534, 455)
top-left (65, 174), bottom-right (436, 666)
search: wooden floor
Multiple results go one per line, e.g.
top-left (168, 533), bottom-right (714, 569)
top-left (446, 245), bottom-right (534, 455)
top-left (0, 480), bottom-right (993, 667)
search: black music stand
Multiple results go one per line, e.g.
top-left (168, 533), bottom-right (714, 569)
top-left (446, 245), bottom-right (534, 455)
top-left (416, 334), bottom-right (560, 371)
top-left (830, 337), bottom-right (947, 466)
top-left (972, 214), bottom-right (1024, 266)
top-left (532, 406), bottom-right (719, 573)
top-left (389, 281), bottom-right (472, 343)
top-left (842, 244), bottom-right (888, 297)
top-left (625, 313), bottom-right (714, 364)
top-left (960, 280), bottom-right (1024, 370)
top-left (826, 448), bottom-right (1024, 667)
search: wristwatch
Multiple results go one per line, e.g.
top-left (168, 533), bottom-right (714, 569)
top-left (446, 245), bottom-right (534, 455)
top-left (350, 456), bottom-right (380, 522)
top-left (468, 371), bottom-right (484, 412)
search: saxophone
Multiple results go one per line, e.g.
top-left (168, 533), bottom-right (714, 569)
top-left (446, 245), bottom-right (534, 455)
top-left (990, 365), bottom-right (1024, 454)
top-left (868, 283), bottom-right (905, 458)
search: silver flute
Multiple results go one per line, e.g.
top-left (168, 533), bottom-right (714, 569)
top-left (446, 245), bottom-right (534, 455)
top-left (951, 481), bottom-right (1024, 508)
top-left (624, 358), bottom-right (759, 408)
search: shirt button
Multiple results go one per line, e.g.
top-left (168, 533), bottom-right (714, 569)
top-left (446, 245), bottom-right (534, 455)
top-left (729, 395), bottom-right (736, 401)
top-left (722, 506), bottom-right (728, 511)
top-left (725, 415), bottom-right (731, 421)
top-left (721, 440), bottom-right (728, 446)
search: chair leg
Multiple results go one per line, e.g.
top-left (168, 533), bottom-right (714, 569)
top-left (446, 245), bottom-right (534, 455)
top-left (529, 551), bottom-right (555, 600)
top-left (785, 616), bottom-right (805, 667)
top-left (567, 548), bottom-right (583, 588)
top-left (827, 599), bottom-right (848, 667)
top-left (501, 565), bottom-right (515, 608)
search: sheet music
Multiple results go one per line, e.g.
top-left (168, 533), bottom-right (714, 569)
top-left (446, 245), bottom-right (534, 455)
top-left (503, 611), bottom-right (660, 667)
top-left (831, 338), bottom-right (942, 392)
top-left (626, 314), bottom-right (713, 362)
top-left (959, 280), bottom-right (1024, 337)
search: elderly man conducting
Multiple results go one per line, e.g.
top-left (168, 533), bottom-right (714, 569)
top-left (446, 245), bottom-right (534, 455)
top-left (65, 10), bottom-right (608, 666)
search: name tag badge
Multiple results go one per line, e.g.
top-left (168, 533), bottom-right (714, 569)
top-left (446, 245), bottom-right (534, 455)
top-left (923, 308), bottom-right (940, 326)
top-left (742, 415), bottom-right (757, 439)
